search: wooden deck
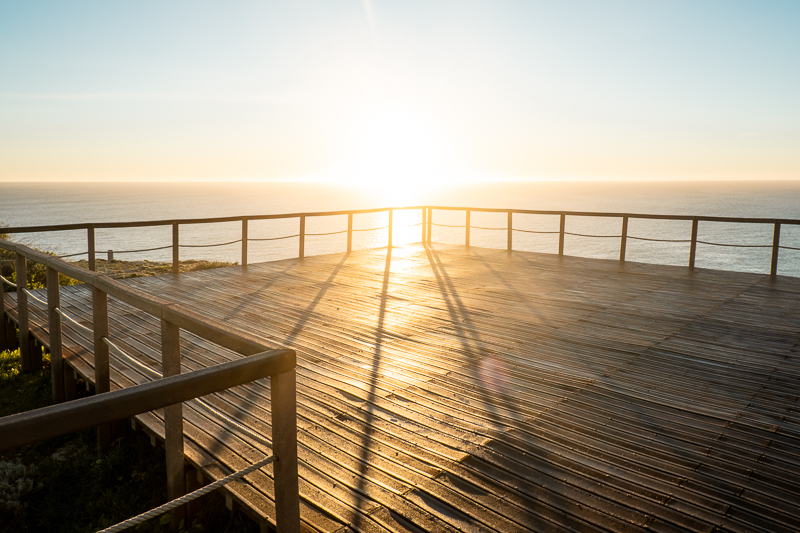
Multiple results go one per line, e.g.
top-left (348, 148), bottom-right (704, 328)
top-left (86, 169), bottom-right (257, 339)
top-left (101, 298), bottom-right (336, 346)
top-left (7, 243), bottom-right (800, 533)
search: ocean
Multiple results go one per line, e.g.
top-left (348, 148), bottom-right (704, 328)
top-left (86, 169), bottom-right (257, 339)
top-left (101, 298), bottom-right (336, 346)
top-left (2, 180), bottom-right (800, 277)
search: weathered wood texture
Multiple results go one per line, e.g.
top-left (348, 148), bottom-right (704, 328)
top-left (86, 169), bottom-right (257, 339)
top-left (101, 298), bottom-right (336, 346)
top-left (6, 243), bottom-right (800, 533)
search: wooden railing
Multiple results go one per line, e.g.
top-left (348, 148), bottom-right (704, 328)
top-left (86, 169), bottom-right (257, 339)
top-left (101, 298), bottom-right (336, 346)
top-left (2, 206), bottom-right (421, 272)
top-left (423, 206), bottom-right (800, 276)
top-left (0, 238), bottom-right (300, 533)
top-left (3, 206), bottom-right (798, 277)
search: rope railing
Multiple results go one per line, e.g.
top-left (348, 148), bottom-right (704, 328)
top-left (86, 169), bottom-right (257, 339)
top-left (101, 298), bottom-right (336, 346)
top-left (57, 251), bottom-right (89, 259)
top-left (696, 240), bottom-right (772, 248)
top-left (469, 225), bottom-right (506, 231)
top-left (779, 244), bottom-right (800, 251)
top-left (247, 234), bottom-right (299, 242)
top-left (627, 235), bottom-right (691, 243)
top-left (102, 337), bottom-right (160, 380)
top-left (16, 287), bottom-right (285, 459)
top-left (102, 337), bottom-right (273, 449)
top-left (180, 239), bottom-right (242, 249)
top-left (0, 275), bottom-right (17, 288)
top-left (512, 228), bottom-right (560, 234)
top-left (193, 397), bottom-right (273, 448)
top-left (55, 307), bottom-right (94, 338)
top-left (564, 231), bottom-right (620, 239)
top-left (305, 229), bottom-right (348, 236)
top-left (97, 453), bottom-right (275, 533)
top-left (431, 223), bottom-right (464, 228)
top-left (352, 225), bottom-right (389, 232)
top-left (22, 288), bottom-right (47, 306)
top-left (110, 244), bottom-right (173, 255)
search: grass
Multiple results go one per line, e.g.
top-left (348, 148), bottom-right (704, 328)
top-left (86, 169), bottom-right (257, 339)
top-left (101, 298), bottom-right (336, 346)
top-left (0, 351), bottom-right (258, 533)
top-left (72, 259), bottom-right (238, 280)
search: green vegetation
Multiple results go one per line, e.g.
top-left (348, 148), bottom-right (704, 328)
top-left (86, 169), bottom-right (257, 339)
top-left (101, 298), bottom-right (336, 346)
top-left (0, 348), bottom-right (258, 533)
top-left (1, 233), bottom-right (248, 531)
top-left (73, 259), bottom-right (237, 279)
top-left (1, 230), bottom-right (81, 289)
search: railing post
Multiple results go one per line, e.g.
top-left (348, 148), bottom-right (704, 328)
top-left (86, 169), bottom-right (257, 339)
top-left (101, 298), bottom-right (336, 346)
top-left (299, 216), bottom-right (305, 259)
top-left (558, 214), bottom-right (566, 256)
top-left (4, 314), bottom-right (18, 352)
top-left (620, 216), bottom-right (628, 262)
top-left (347, 213), bottom-right (353, 253)
top-left (427, 208), bottom-right (433, 244)
top-left (689, 218), bottom-right (698, 269)
top-left (421, 208), bottom-right (426, 245)
top-left (172, 223), bottom-right (180, 274)
top-left (92, 286), bottom-right (111, 449)
top-left (162, 317), bottom-right (186, 527)
top-left (507, 212), bottom-right (513, 251)
top-left (0, 274), bottom-right (7, 353)
top-left (242, 219), bottom-right (248, 267)
top-left (47, 266), bottom-right (64, 403)
top-left (271, 368), bottom-right (300, 533)
top-left (88, 226), bottom-right (96, 272)
top-left (388, 209), bottom-right (393, 250)
top-left (465, 209), bottom-right (471, 247)
top-left (16, 253), bottom-right (31, 373)
top-left (771, 222), bottom-right (781, 276)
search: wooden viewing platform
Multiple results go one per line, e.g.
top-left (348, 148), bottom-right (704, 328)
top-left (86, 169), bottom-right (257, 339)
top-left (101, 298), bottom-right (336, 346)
top-left (4, 242), bottom-right (800, 533)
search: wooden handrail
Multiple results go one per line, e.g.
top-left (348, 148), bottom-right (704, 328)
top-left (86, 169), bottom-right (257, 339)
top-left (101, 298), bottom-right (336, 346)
top-left (0, 236), bottom-right (301, 532)
top-left (0, 348), bottom-right (295, 452)
top-left (423, 206), bottom-right (800, 225)
top-left (1, 205), bottom-right (426, 234)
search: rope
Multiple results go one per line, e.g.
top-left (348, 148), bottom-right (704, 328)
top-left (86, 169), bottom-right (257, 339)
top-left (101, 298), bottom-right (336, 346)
top-left (779, 245), bottom-right (800, 251)
top-left (23, 288), bottom-right (47, 306)
top-left (352, 226), bottom-right (389, 232)
top-left (564, 232), bottom-right (620, 239)
top-left (180, 239), bottom-right (242, 249)
top-left (96, 454), bottom-right (275, 533)
top-left (103, 338), bottom-right (272, 448)
top-left (248, 234), bottom-right (299, 242)
top-left (696, 240), bottom-right (771, 248)
top-left (431, 223), bottom-right (464, 228)
top-left (305, 230), bottom-right (348, 236)
top-left (103, 337), bottom-right (162, 380)
top-left (57, 251), bottom-right (88, 259)
top-left (512, 228), bottom-right (559, 234)
top-left (55, 307), bottom-right (94, 337)
top-left (111, 244), bottom-right (173, 255)
top-left (627, 235), bottom-right (691, 243)
top-left (469, 226), bottom-right (505, 231)
top-left (0, 275), bottom-right (17, 288)
top-left (193, 398), bottom-right (272, 448)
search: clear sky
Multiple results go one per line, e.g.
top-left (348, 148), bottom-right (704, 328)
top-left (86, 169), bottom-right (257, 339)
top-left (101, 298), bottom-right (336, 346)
top-left (1, 0), bottom-right (798, 188)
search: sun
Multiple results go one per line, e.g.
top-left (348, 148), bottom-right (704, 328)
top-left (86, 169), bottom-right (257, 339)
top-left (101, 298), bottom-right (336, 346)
top-left (338, 102), bottom-right (458, 204)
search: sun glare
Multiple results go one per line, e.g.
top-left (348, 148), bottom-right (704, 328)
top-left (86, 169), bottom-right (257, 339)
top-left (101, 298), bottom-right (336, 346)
top-left (338, 102), bottom-right (459, 204)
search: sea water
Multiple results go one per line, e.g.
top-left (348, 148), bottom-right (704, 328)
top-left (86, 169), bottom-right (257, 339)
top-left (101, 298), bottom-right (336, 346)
top-left (1, 180), bottom-right (799, 277)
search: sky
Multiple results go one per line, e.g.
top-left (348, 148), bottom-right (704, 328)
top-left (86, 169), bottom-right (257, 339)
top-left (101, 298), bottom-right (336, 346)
top-left (1, 0), bottom-right (798, 188)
